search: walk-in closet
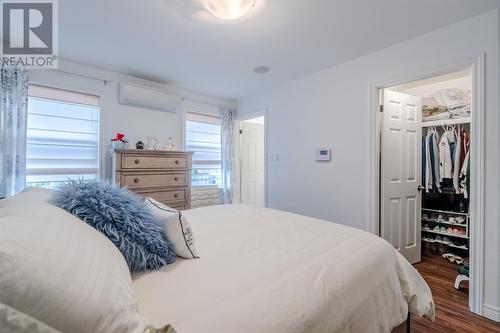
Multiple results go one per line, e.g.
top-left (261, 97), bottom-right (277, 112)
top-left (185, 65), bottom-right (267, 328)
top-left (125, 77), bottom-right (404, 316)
top-left (379, 69), bottom-right (472, 295)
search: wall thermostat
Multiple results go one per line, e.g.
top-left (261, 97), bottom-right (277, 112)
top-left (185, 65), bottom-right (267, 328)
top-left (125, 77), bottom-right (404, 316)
top-left (316, 148), bottom-right (331, 161)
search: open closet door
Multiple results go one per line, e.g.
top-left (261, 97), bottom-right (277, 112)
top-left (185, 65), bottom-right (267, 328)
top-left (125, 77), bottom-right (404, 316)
top-left (380, 90), bottom-right (422, 264)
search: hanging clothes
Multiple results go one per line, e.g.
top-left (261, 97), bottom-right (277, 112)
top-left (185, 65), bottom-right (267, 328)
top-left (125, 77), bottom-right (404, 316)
top-left (447, 129), bottom-right (457, 169)
top-left (460, 150), bottom-right (470, 198)
top-left (460, 128), bottom-right (470, 167)
top-left (425, 130), bottom-right (433, 192)
top-left (422, 133), bottom-right (427, 188)
top-left (453, 126), bottom-right (462, 193)
top-left (431, 130), bottom-right (441, 192)
top-left (439, 132), bottom-right (453, 181)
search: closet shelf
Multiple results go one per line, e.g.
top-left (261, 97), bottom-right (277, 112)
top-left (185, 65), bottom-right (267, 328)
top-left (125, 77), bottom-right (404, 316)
top-left (422, 208), bottom-right (469, 216)
top-left (448, 243), bottom-right (469, 251)
top-left (422, 228), bottom-right (469, 239)
top-left (422, 219), bottom-right (467, 227)
top-left (421, 117), bottom-right (470, 128)
top-left (421, 238), bottom-right (469, 250)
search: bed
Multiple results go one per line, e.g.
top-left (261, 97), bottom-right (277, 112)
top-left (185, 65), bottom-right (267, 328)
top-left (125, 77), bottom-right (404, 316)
top-left (132, 204), bottom-right (435, 333)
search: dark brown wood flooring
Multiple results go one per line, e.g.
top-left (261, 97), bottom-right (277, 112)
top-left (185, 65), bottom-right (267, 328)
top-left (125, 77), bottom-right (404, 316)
top-left (411, 254), bottom-right (500, 333)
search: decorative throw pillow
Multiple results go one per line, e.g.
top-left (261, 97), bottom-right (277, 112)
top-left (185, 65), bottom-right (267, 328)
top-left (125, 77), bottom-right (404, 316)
top-left (145, 197), bottom-right (199, 259)
top-left (0, 190), bottom-right (150, 333)
top-left (55, 180), bottom-right (176, 272)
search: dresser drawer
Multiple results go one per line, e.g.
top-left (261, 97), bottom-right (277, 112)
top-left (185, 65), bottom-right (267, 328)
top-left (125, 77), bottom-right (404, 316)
top-left (122, 155), bottom-right (188, 169)
top-left (123, 172), bottom-right (188, 189)
top-left (143, 189), bottom-right (187, 203)
top-left (170, 204), bottom-right (188, 211)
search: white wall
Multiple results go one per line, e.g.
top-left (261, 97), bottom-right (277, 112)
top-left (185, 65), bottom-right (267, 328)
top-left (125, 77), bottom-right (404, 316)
top-left (238, 10), bottom-right (500, 317)
top-left (28, 59), bottom-right (236, 180)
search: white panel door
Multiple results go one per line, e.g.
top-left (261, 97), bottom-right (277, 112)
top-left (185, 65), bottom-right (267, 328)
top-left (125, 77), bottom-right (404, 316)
top-left (240, 122), bottom-right (265, 207)
top-left (380, 90), bottom-right (422, 264)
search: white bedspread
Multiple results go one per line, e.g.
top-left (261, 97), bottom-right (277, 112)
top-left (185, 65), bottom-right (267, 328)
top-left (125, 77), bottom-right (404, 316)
top-left (133, 205), bottom-right (434, 333)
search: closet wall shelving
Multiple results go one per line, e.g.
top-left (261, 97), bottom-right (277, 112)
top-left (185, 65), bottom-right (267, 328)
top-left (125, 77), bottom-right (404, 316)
top-left (422, 117), bottom-right (470, 128)
top-left (421, 117), bottom-right (471, 256)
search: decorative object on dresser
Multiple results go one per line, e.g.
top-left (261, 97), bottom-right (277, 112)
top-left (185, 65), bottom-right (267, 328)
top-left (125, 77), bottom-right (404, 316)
top-left (111, 132), bottom-right (129, 150)
top-left (113, 149), bottom-right (192, 210)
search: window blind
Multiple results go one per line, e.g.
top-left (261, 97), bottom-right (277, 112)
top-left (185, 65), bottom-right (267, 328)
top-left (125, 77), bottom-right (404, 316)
top-left (185, 112), bottom-right (222, 187)
top-left (26, 85), bottom-right (100, 188)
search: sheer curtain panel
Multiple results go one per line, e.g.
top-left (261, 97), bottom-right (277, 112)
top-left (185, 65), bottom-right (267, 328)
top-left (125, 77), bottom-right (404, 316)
top-left (220, 108), bottom-right (237, 204)
top-left (0, 66), bottom-right (28, 197)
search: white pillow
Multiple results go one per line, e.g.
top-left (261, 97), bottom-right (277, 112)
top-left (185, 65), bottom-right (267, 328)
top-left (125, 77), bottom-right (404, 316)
top-left (144, 197), bottom-right (199, 259)
top-left (15, 187), bottom-right (55, 203)
top-left (0, 191), bottom-right (150, 333)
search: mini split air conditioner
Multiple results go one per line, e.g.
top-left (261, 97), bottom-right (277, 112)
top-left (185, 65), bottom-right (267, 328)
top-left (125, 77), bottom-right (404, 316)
top-left (119, 82), bottom-right (181, 113)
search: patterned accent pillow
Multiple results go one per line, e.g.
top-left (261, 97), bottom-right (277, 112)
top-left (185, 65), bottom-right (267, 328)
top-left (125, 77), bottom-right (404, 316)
top-left (145, 197), bottom-right (199, 259)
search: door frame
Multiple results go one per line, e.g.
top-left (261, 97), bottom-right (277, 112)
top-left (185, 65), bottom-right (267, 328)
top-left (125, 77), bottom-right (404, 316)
top-left (368, 54), bottom-right (485, 315)
top-left (236, 109), bottom-right (268, 207)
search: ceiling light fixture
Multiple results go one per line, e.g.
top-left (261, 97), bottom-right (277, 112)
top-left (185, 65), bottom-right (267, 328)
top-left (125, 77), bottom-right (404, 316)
top-left (202, 0), bottom-right (257, 21)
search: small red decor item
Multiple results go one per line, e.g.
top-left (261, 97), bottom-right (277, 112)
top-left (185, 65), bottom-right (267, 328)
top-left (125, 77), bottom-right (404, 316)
top-left (111, 133), bottom-right (127, 143)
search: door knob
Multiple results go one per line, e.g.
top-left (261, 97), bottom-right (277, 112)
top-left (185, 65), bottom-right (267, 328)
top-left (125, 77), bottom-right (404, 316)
top-left (417, 185), bottom-right (424, 191)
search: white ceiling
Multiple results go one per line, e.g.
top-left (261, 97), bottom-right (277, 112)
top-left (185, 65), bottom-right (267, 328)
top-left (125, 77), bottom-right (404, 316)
top-left (60, 0), bottom-right (500, 100)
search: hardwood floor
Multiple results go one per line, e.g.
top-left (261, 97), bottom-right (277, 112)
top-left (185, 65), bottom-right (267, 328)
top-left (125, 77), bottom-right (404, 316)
top-left (411, 254), bottom-right (500, 333)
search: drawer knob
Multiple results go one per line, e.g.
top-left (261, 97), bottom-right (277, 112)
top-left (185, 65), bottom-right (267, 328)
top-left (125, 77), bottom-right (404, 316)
top-left (174, 193), bottom-right (179, 198)
top-left (174, 177), bottom-right (178, 181)
top-left (134, 159), bottom-right (140, 164)
top-left (133, 178), bottom-right (139, 183)
top-left (175, 160), bottom-right (179, 165)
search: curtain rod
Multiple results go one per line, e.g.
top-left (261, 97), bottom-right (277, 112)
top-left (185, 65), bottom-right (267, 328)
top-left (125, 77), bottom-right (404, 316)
top-left (37, 69), bottom-right (236, 108)
top-left (50, 69), bottom-right (111, 85)
top-left (181, 96), bottom-right (234, 109)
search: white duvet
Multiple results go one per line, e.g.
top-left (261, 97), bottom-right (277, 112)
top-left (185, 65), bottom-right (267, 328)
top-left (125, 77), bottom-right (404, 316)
top-left (133, 205), bottom-right (434, 333)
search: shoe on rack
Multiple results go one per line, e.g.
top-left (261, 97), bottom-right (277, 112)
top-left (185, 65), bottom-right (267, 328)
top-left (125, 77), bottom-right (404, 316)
top-left (442, 253), bottom-right (455, 262)
top-left (454, 255), bottom-right (464, 265)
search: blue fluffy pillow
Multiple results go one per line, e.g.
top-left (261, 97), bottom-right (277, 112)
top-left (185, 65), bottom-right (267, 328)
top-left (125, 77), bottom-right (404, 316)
top-left (54, 180), bottom-right (175, 272)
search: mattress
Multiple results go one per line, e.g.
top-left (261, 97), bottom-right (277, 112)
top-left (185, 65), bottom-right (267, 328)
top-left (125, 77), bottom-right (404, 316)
top-left (132, 205), bottom-right (434, 333)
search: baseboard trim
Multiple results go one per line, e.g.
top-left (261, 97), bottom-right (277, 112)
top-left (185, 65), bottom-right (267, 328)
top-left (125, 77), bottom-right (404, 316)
top-left (483, 304), bottom-right (500, 322)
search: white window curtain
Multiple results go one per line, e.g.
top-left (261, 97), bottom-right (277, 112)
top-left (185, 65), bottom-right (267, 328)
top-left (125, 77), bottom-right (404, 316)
top-left (220, 108), bottom-right (237, 204)
top-left (0, 66), bottom-right (28, 197)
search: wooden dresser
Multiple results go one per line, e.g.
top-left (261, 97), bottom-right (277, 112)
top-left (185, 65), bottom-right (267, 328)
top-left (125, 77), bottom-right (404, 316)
top-left (113, 150), bottom-right (192, 210)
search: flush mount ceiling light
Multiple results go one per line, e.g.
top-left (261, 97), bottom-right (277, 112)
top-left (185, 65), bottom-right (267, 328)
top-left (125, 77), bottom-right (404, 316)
top-left (166, 0), bottom-right (265, 24)
top-left (202, 0), bottom-right (257, 20)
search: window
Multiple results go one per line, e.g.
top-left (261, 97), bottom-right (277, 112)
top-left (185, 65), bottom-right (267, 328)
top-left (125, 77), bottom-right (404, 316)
top-left (26, 85), bottom-right (100, 189)
top-left (185, 112), bottom-right (222, 187)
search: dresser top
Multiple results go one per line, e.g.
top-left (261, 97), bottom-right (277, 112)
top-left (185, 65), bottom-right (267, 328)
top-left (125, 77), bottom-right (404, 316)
top-left (114, 149), bottom-right (193, 155)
